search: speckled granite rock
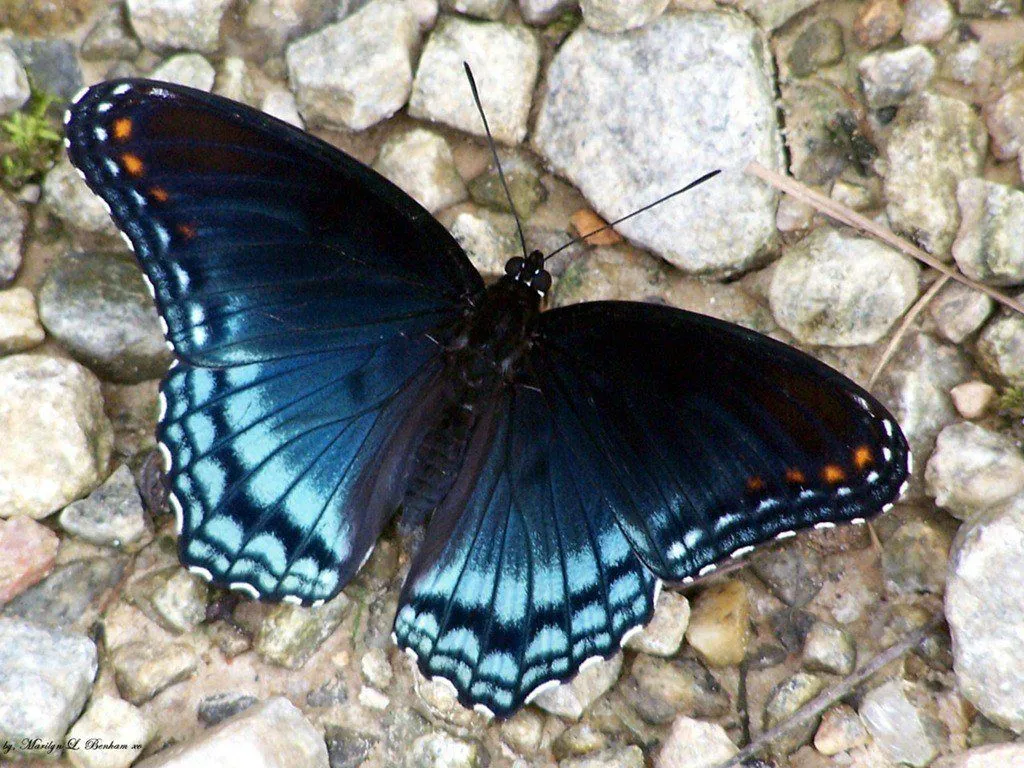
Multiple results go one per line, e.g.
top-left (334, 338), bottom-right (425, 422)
top-left (533, 12), bottom-right (782, 277)
top-left (43, 156), bottom-right (119, 238)
top-left (532, 652), bottom-right (622, 720)
top-left (580, 0), bottom-right (667, 32)
top-left (976, 311), bottom-right (1024, 386)
top-left (0, 287), bottom-right (44, 353)
top-left (126, 0), bottom-right (233, 53)
top-left (655, 717), bottom-right (736, 768)
top-left (59, 464), bottom-right (151, 551)
top-left (150, 53), bottom-right (216, 90)
top-left (373, 129), bottom-right (466, 214)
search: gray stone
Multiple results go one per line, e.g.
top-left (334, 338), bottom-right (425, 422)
top-left (859, 680), bottom-right (943, 766)
top-left (360, 647), bottom-right (393, 688)
top-left (929, 281), bottom-right (994, 344)
top-left (752, 541), bottom-right (823, 608)
top-left (947, 495), bottom-right (1024, 733)
top-left (942, 40), bottom-right (995, 90)
top-left (902, 0), bottom-right (954, 43)
top-left (81, 3), bottom-right (142, 61)
top-left (623, 590), bottom-right (689, 656)
top-left (0, 287), bottom-right (44, 353)
top-left (552, 723), bottom-right (606, 759)
top-left (197, 693), bottom-right (258, 726)
top-left (127, 566), bottom-right (209, 634)
top-left (37, 251), bottom-right (172, 383)
top-left (1, 557), bottom-right (127, 630)
top-left (957, 0), bottom-right (1022, 15)
top-left (763, 673), bottom-right (825, 757)
top-left (769, 226), bottom-right (919, 346)
top-left (287, 0), bottom-right (419, 131)
top-left (66, 695), bottom-right (154, 768)
top-left (654, 717), bottom-right (736, 768)
top-left (559, 746), bottom-right (644, 768)
top-left (953, 179), bottom-right (1024, 286)
top-left (884, 93), bottom-right (987, 256)
top-left (787, 18), bottom-right (845, 78)
top-left (410, 17), bottom-right (540, 145)
top-left (149, 53), bottom-right (216, 91)
top-left (814, 704), bottom-right (869, 755)
top-left (519, 0), bottom-right (577, 24)
top-left (447, 210), bottom-right (519, 279)
top-left (255, 594), bottom-right (350, 668)
top-left (934, 744), bottom-right (1024, 768)
top-left (716, 0), bottom-right (820, 29)
top-left (43, 156), bottom-right (119, 238)
top-left (135, 697), bottom-right (328, 768)
top-left (0, 355), bottom-right (113, 520)
top-left (326, 725), bottom-right (378, 768)
top-left (858, 45), bottom-right (936, 109)
top-left (624, 655), bottom-right (729, 724)
top-left (780, 80), bottom-right (862, 186)
top-left (532, 652), bottom-right (622, 720)
top-left (0, 619), bottom-right (97, 757)
top-left (59, 464), bottom-right (150, 551)
top-left (441, 0), bottom-right (508, 20)
top-left (500, 710), bottom-right (544, 755)
top-left (111, 640), bottom-right (198, 705)
top-left (8, 39), bottom-right (82, 102)
top-left (881, 517), bottom-right (953, 594)
top-left (580, 0), bottom-right (667, 33)
top-left (126, 0), bottom-right (233, 53)
top-left (214, 57), bottom-right (254, 105)
top-left (876, 332), bottom-right (970, 497)
top-left (242, 0), bottom-right (335, 55)
top-left (260, 87), bottom-right (304, 129)
top-left (977, 311), bottom-right (1024, 386)
top-left (373, 129), bottom-right (466, 214)
top-left (925, 422), bottom-right (1024, 520)
top-left (984, 87), bottom-right (1024, 161)
top-left (467, 152), bottom-right (546, 218)
top-left (404, 732), bottom-right (483, 768)
top-left (0, 191), bottom-right (26, 285)
top-left (802, 620), bottom-right (856, 675)
top-left (533, 12), bottom-right (782, 277)
top-left (0, 41), bottom-right (30, 115)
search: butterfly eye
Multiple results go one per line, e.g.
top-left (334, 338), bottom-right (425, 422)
top-left (530, 271), bottom-right (552, 295)
top-left (505, 257), bottom-right (525, 276)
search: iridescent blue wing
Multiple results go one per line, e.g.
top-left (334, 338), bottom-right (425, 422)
top-left (65, 79), bottom-right (484, 604)
top-left (394, 386), bottom-right (658, 718)
top-left (532, 301), bottom-right (910, 583)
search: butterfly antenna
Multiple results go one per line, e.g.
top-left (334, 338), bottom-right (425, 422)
top-left (543, 169), bottom-right (723, 261)
top-left (463, 62), bottom-right (529, 260)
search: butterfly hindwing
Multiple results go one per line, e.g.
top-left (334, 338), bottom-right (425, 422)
top-left (65, 79), bottom-right (483, 603)
top-left (395, 385), bottom-right (658, 717)
top-left (533, 301), bottom-right (910, 582)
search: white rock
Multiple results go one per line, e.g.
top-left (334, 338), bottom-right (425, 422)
top-left (859, 680), bottom-right (942, 767)
top-left (949, 381), bottom-right (996, 419)
top-left (43, 157), bottom-right (119, 238)
top-left (66, 696), bottom-right (154, 768)
top-left (0, 190), bottom-right (26, 284)
top-left (902, 0), bottom-right (954, 43)
top-left (373, 129), bottom-right (467, 213)
top-left (925, 422), bottom-right (1024, 520)
top-left (624, 591), bottom-right (690, 657)
top-left (533, 12), bottom-right (783, 277)
top-left (441, 0), bottom-right (509, 19)
top-left (447, 210), bottom-right (519, 279)
top-left (126, 0), bottom-right (234, 53)
top-left (933, 743), bottom-right (1024, 768)
top-left (532, 652), bottom-right (622, 721)
top-left (655, 717), bottom-right (737, 768)
top-left (0, 355), bottom-right (113, 520)
top-left (150, 53), bottom-right (216, 91)
top-left (134, 698), bottom-right (328, 767)
top-left (859, 45), bottom-right (936, 109)
top-left (952, 178), bottom-right (1024, 286)
top-left (287, 0), bottom-right (419, 131)
top-left (0, 288), bottom-right (44, 354)
top-left (410, 17), bottom-right (540, 145)
top-left (260, 88), bottom-right (304, 129)
top-left (0, 41), bottom-right (30, 116)
top-left (928, 281), bottom-right (994, 344)
top-left (946, 494), bottom-right (1024, 734)
top-left (769, 226), bottom-right (919, 346)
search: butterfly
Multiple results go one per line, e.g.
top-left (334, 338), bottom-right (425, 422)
top-left (64, 78), bottom-right (910, 719)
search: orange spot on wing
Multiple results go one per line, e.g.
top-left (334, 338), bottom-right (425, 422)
top-left (746, 476), bottom-right (765, 493)
top-left (112, 117), bottom-right (132, 141)
top-left (822, 464), bottom-right (846, 484)
top-left (177, 223), bottom-right (196, 240)
top-left (121, 152), bottom-right (144, 177)
top-left (853, 445), bottom-right (873, 470)
top-left (785, 468), bottom-right (806, 484)
top-left (149, 186), bottom-right (169, 202)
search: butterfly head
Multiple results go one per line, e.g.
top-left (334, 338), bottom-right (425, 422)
top-left (505, 251), bottom-right (551, 297)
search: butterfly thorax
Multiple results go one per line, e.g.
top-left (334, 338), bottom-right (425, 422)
top-left (400, 257), bottom-right (548, 526)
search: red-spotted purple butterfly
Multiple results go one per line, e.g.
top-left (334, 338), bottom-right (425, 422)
top-left (64, 78), bottom-right (909, 718)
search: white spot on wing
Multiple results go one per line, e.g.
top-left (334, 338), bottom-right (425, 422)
top-left (157, 441), bottom-right (172, 472)
top-left (97, 102), bottom-right (112, 113)
top-left (282, 595), bottom-right (301, 605)
top-left (814, 521), bottom-right (836, 530)
top-left (473, 703), bottom-right (495, 719)
top-left (620, 625), bottom-right (644, 647)
top-left (188, 564), bottom-right (213, 582)
top-left (698, 563), bottom-right (716, 577)
top-left (71, 86), bottom-right (90, 105)
top-left (229, 581), bottom-right (260, 599)
top-left (169, 492), bottom-right (184, 535)
top-left (851, 517), bottom-right (866, 525)
top-left (775, 530), bottom-right (796, 540)
top-left (524, 679), bottom-right (559, 704)
top-left (112, 83), bottom-right (131, 96)
top-left (731, 545), bottom-right (755, 559)
top-left (94, 126), bottom-right (107, 141)
top-left (882, 502), bottom-right (894, 513)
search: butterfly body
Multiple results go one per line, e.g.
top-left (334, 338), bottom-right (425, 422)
top-left (65, 79), bottom-right (910, 718)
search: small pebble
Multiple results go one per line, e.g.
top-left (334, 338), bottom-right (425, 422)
top-left (977, 312), bottom-right (1024, 386)
top-left (580, 0), bottom-right (668, 33)
top-left (406, 732), bottom-right (482, 768)
top-left (59, 465), bottom-right (151, 551)
top-left (110, 640), bottom-right (198, 705)
top-left (0, 288), bottom-right (44, 353)
top-left (127, 566), bottom-right (209, 634)
top-left (763, 672), bottom-right (825, 757)
top-left (928, 282), bottom-right (994, 344)
top-left (0, 191), bottom-right (26, 285)
top-left (126, 0), bottom-right (232, 53)
top-left (950, 381), bottom-right (997, 419)
top-left (859, 45), bottom-right (936, 109)
top-left (560, 746), bottom-right (644, 768)
top-left (0, 41), bottom-right (30, 115)
top-left (685, 580), bottom-right (750, 668)
top-left (255, 594), bottom-right (350, 669)
top-left (814, 704), bottom-right (869, 756)
top-left (655, 716), bottom-right (736, 768)
top-left (66, 695), bottom-right (154, 768)
top-left (802, 620), bottom-right (857, 675)
top-left (197, 692), bottom-right (258, 726)
top-left (902, 0), bottom-right (954, 43)
top-left (853, 0), bottom-right (904, 49)
top-left (952, 179), bottom-right (1024, 286)
top-left (787, 18), bottom-right (845, 78)
top-left (984, 88), bottom-right (1024, 161)
top-left (552, 722), bottom-right (607, 759)
top-left (881, 518), bottom-right (953, 595)
top-left (860, 680), bottom-right (943, 767)
top-left (149, 53), bottom-right (216, 91)
top-left (360, 647), bottom-right (393, 688)
top-left (373, 129), bottom-right (466, 214)
top-left (532, 652), bottom-right (622, 721)
top-left (501, 709), bottom-right (544, 755)
top-left (624, 590), bottom-right (690, 656)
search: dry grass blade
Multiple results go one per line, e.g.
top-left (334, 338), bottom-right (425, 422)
top-left (745, 161), bottom-right (1024, 317)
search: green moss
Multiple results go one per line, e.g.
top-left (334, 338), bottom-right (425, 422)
top-left (997, 386), bottom-right (1024, 420)
top-left (1, 89), bottom-right (62, 189)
